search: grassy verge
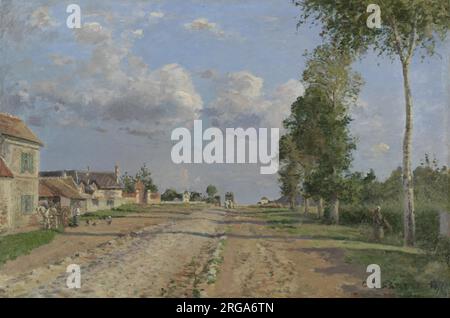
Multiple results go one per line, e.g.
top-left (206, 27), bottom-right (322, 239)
top-left (0, 230), bottom-right (57, 266)
top-left (81, 203), bottom-right (211, 220)
top-left (256, 206), bottom-right (450, 297)
top-left (262, 208), bottom-right (365, 241)
top-left (346, 249), bottom-right (450, 297)
top-left (81, 204), bottom-right (152, 220)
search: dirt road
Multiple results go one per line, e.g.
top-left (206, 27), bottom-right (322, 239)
top-left (0, 206), bottom-right (386, 297)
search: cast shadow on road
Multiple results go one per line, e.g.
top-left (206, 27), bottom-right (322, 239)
top-left (154, 230), bottom-right (319, 241)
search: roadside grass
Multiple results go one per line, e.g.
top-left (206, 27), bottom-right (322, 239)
top-left (81, 209), bottom-right (136, 220)
top-left (81, 203), bottom-right (210, 220)
top-left (261, 208), bottom-right (405, 245)
top-left (346, 249), bottom-right (450, 297)
top-left (253, 206), bottom-right (450, 297)
top-left (261, 209), bottom-right (365, 241)
top-left (0, 230), bottom-right (56, 266)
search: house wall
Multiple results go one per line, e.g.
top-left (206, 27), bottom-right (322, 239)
top-left (85, 189), bottom-right (124, 211)
top-left (1, 137), bottom-right (40, 229)
top-left (0, 178), bottom-right (12, 232)
top-left (96, 189), bottom-right (123, 200)
top-left (147, 192), bottom-right (161, 204)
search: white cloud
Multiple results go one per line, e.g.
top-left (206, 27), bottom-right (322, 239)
top-left (263, 79), bottom-right (305, 129)
top-left (184, 18), bottom-right (225, 37)
top-left (75, 22), bottom-right (112, 44)
top-left (49, 54), bottom-right (74, 66)
top-left (371, 142), bottom-right (390, 156)
top-left (149, 11), bottom-right (165, 23)
top-left (206, 71), bottom-right (303, 129)
top-left (131, 29), bottom-right (144, 38)
top-left (29, 6), bottom-right (57, 29)
top-left (26, 21), bottom-right (203, 136)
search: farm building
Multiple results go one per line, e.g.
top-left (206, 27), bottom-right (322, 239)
top-left (39, 177), bottom-right (86, 211)
top-left (0, 113), bottom-right (43, 232)
top-left (40, 165), bottom-right (124, 211)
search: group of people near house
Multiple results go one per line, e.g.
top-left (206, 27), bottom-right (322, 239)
top-left (37, 201), bottom-right (82, 229)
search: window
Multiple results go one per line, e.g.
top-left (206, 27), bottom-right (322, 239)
top-left (20, 152), bottom-right (34, 173)
top-left (92, 199), bottom-right (99, 206)
top-left (107, 199), bottom-right (114, 207)
top-left (21, 195), bottom-right (34, 214)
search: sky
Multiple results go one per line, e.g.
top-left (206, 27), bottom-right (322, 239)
top-left (0, 0), bottom-right (448, 204)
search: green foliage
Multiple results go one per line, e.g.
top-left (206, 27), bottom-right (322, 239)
top-left (280, 44), bottom-right (362, 215)
top-left (121, 163), bottom-right (158, 193)
top-left (161, 188), bottom-right (182, 201)
top-left (81, 204), bottom-right (151, 220)
top-left (135, 163), bottom-right (158, 193)
top-left (278, 135), bottom-right (303, 209)
top-left (206, 185), bottom-right (218, 199)
top-left (294, 0), bottom-right (449, 245)
top-left (435, 237), bottom-right (450, 267)
top-left (0, 230), bottom-right (56, 265)
top-left (121, 172), bottom-right (136, 193)
top-left (346, 249), bottom-right (450, 297)
top-left (293, 0), bottom-right (449, 60)
top-left (190, 191), bottom-right (203, 202)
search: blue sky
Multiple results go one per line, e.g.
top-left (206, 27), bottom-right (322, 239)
top-left (0, 0), bottom-right (448, 203)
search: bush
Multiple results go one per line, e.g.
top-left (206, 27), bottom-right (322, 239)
top-left (340, 202), bottom-right (442, 248)
top-left (339, 202), bottom-right (403, 233)
top-left (435, 237), bottom-right (450, 266)
top-left (415, 208), bottom-right (440, 249)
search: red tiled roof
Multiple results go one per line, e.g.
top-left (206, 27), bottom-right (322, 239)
top-left (0, 113), bottom-right (43, 146)
top-left (0, 157), bottom-right (13, 178)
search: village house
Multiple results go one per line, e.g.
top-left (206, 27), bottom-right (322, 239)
top-left (258, 197), bottom-right (270, 205)
top-left (0, 113), bottom-right (43, 232)
top-left (39, 177), bottom-right (86, 211)
top-left (40, 165), bottom-right (124, 212)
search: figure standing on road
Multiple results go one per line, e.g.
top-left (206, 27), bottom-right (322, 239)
top-left (72, 205), bottom-right (81, 227)
top-left (372, 206), bottom-right (391, 241)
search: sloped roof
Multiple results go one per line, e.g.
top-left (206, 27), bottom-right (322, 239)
top-left (77, 172), bottom-right (122, 189)
top-left (0, 157), bottom-right (13, 178)
top-left (39, 177), bottom-right (85, 200)
top-left (40, 170), bottom-right (122, 190)
top-left (0, 113), bottom-right (43, 146)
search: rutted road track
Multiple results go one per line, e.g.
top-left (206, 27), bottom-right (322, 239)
top-left (0, 207), bottom-right (387, 298)
top-left (0, 208), bottom-right (227, 297)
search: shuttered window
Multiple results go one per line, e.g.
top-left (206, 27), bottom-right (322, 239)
top-left (20, 153), bottom-right (34, 173)
top-left (21, 195), bottom-right (34, 214)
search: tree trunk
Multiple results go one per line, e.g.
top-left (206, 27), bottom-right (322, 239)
top-left (401, 61), bottom-right (416, 246)
top-left (289, 195), bottom-right (296, 210)
top-left (331, 195), bottom-right (339, 224)
top-left (317, 198), bottom-right (323, 219)
top-left (303, 197), bottom-right (309, 215)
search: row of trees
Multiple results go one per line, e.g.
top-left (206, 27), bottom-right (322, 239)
top-left (279, 44), bottom-right (361, 224)
top-left (282, 0), bottom-right (449, 246)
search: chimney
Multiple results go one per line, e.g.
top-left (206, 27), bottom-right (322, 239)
top-left (114, 163), bottom-right (120, 183)
top-left (86, 166), bottom-right (90, 184)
